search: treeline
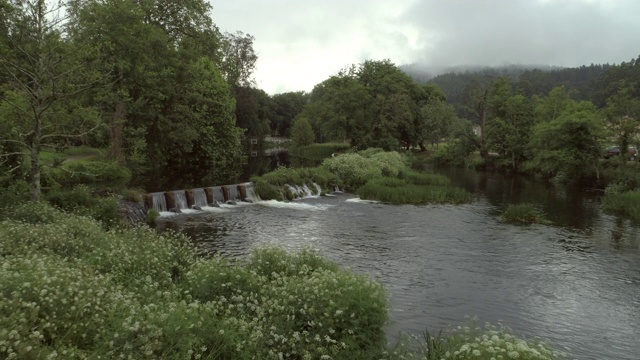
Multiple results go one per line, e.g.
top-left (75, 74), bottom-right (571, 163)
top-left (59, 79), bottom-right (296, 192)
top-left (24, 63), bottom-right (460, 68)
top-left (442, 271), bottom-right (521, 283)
top-left (0, 0), bottom-right (307, 196)
top-left (291, 55), bottom-right (640, 186)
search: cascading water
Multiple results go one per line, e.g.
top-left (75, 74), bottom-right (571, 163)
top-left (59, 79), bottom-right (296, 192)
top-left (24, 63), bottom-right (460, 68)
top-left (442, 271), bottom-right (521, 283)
top-left (211, 187), bottom-right (225, 203)
top-left (227, 186), bottom-right (240, 201)
top-left (173, 191), bottom-right (188, 210)
top-left (193, 188), bottom-right (208, 207)
top-left (244, 183), bottom-right (261, 202)
top-left (151, 192), bottom-right (167, 212)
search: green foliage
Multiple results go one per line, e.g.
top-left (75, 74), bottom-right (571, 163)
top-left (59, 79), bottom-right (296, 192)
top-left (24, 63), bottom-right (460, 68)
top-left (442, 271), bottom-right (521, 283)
top-left (528, 107), bottom-right (605, 183)
top-left (46, 159), bottom-right (131, 190)
top-left (367, 150), bottom-right (406, 177)
top-left (398, 169), bottom-right (451, 186)
top-left (0, 203), bottom-right (395, 359)
top-left (45, 185), bottom-right (123, 227)
top-left (388, 320), bottom-right (567, 360)
top-left (503, 203), bottom-right (551, 225)
top-left (602, 190), bottom-right (640, 222)
top-left (288, 142), bottom-right (350, 159)
top-left (357, 177), bottom-right (472, 205)
top-left (432, 139), bottom-right (477, 167)
top-left (290, 117), bottom-right (316, 146)
top-left (251, 176), bottom-right (283, 200)
top-left (146, 209), bottom-right (160, 226)
top-left (322, 153), bottom-right (382, 190)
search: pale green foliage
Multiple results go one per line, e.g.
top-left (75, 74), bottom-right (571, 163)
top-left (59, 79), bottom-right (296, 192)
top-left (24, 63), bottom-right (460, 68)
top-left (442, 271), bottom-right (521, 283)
top-left (322, 153), bottom-right (382, 190)
top-left (0, 203), bottom-right (390, 359)
top-left (386, 320), bottom-right (566, 360)
top-left (367, 150), bottom-right (406, 177)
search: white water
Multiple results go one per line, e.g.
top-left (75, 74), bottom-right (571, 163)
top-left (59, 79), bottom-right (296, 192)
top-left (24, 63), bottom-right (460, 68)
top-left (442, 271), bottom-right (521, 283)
top-left (151, 192), bottom-right (167, 212)
top-left (173, 191), bottom-right (188, 209)
top-left (193, 189), bottom-right (208, 207)
top-left (346, 197), bottom-right (380, 204)
top-left (257, 199), bottom-right (332, 211)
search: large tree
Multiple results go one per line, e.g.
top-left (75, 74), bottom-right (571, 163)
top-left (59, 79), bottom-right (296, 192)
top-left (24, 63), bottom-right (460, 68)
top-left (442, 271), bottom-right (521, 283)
top-left (0, 0), bottom-right (102, 201)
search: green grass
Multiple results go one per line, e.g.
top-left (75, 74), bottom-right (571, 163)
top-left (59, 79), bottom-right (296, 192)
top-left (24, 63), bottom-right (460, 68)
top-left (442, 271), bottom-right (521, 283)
top-left (288, 142), bottom-right (350, 159)
top-left (63, 146), bottom-right (105, 157)
top-left (503, 203), bottom-right (551, 225)
top-left (602, 190), bottom-right (640, 221)
top-left (357, 177), bottom-right (472, 205)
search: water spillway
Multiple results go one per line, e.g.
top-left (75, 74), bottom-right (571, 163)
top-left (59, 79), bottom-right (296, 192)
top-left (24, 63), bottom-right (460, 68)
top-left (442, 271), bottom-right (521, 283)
top-left (143, 182), bottom-right (262, 213)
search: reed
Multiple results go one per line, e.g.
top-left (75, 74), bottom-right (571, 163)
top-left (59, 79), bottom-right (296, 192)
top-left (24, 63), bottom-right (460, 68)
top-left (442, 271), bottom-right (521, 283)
top-left (357, 177), bottom-right (472, 205)
top-left (602, 190), bottom-right (640, 221)
top-left (503, 203), bottom-right (551, 224)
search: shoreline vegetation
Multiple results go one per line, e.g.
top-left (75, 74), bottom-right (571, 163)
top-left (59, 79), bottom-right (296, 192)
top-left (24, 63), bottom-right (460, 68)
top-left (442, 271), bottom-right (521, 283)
top-left (0, 202), bottom-right (567, 359)
top-left (252, 148), bottom-right (473, 205)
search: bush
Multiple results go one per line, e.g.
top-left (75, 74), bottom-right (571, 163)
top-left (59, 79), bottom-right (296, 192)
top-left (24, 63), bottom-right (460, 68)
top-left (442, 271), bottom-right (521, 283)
top-left (0, 203), bottom-right (567, 359)
top-left (289, 142), bottom-right (351, 159)
top-left (368, 151), bottom-right (406, 177)
top-left (503, 203), bottom-right (551, 225)
top-left (45, 159), bottom-right (131, 190)
top-left (322, 153), bottom-right (382, 190)
top-left (388, 320), bottom-right (567, 360)
top-left (45, 185), bottom-right (122, 227)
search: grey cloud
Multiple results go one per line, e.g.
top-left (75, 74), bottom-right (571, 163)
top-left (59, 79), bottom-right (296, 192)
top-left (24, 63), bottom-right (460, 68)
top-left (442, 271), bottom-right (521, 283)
top-left (398, 0), bottom-right (640, 68)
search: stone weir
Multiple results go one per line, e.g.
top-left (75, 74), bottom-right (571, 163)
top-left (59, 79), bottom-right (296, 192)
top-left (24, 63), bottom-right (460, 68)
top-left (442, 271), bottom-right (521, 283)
top-left (143, 183), bottom-right (259, 213)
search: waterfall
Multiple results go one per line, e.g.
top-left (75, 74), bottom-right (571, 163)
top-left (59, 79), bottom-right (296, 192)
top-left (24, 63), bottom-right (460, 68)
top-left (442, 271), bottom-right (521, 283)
top-left (286, 183), bottom-right (322, 198)
top-left (151, 192), bottom-right (167, 212)
top-left (227, 186), bottom-right (240, 201)
top-left (211, 187), bottom-right (225, 203)
top-left (314, 183), bottom-right (322, 196)
top-left (244, 183), bottom-right (261, 202)
top-left (173, 191), bottom-right (188, 210)
top-left (193, 188), bottom-right (208, 207)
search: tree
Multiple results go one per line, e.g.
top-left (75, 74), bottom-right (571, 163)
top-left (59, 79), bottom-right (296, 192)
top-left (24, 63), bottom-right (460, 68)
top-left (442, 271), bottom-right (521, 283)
top-left (0, 0), bottom-right (102, 201)
top-left (604, 86), bottom-right (640, 159)
top-left (417, 98), bottom-right (458, 150)
top-left (271, 91), bottom-right (307, 136)
top-left (529, 104), bottom-right (605, 182)
top-left (219, 31), bottom-right (258, 87)
top-left (67, 0), bottom-right (246, 190)
top-left (291, 117), bottom-right (315, 147)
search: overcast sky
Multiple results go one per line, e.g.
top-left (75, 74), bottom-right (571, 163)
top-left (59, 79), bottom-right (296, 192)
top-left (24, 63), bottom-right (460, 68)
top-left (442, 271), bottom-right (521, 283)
top-left (209, 0), bottom-right (640, 95)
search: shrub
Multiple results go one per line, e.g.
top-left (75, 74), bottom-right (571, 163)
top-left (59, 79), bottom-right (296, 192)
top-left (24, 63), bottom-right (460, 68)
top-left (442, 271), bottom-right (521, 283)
top-left (45, 159), bottom-right (131, 190)
top-left (322, 153), bottom-right (382, 190)
top-left (289, 142), bottom-right (350, 158)
top-left (45, 185), bottom-right (123, 227)
top-left (368, 151), bottom-right (406, 177)
top-left (503, 203), bottom-right (551, 225)
top-left (146, 209), bottom-right (160, 226)
top-left (387, 320), bottom-right (567, 360)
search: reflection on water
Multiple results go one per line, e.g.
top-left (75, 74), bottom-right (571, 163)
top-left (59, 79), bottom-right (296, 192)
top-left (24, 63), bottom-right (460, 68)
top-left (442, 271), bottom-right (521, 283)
top-left (159, 170), bottom-right (640, 360)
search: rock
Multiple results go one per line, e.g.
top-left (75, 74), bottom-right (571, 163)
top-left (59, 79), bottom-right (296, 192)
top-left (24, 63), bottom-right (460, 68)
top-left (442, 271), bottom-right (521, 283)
top-left (191, 205), bottom-right (202, 211)
top-left (117, 200), bottom-right (147, 227)
top-left (169, 208), bottom-right (182, 213)
top-left (226, 200), bottom-right (237, 205)
top-left (208, 201), bottom-right (220, 207)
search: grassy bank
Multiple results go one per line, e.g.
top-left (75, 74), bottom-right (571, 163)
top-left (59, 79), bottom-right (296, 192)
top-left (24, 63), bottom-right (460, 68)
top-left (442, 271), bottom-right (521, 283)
top-left (602, 190), bottom-right (640, 221)
top-left (0, 202), bottom-right (567, 360)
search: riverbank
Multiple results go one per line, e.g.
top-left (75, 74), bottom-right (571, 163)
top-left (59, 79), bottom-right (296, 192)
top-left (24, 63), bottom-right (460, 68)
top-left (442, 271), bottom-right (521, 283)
top-left (0, 202), bottom-right (568, 359)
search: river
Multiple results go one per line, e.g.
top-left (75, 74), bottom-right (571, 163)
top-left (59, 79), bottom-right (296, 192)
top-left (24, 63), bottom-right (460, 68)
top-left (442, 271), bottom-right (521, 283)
top-left (158, 168), bottom-right (640, 360)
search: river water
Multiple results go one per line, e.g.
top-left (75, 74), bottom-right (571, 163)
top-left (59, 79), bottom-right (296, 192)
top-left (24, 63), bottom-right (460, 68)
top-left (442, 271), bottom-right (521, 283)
top-left (158, 168), bottom-right (640, 360)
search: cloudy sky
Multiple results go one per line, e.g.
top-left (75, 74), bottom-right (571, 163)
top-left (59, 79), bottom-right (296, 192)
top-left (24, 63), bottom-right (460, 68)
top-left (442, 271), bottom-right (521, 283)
top-left (209, 0), bottom-right (640, 94)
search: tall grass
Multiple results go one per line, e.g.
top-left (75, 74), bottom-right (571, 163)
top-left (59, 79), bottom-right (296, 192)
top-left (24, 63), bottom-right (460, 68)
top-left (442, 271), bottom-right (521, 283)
top-left (503, 203), bottom-right (551, 225)
top-left (602, 190), bottom-right (640, 221)
top-left (357, 177), bottom-right (472, 205)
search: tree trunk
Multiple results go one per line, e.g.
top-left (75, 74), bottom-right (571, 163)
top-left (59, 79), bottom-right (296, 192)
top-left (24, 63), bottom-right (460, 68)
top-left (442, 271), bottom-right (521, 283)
top-left (109, 101), bottom-right (126, 164)
top-left (29, 145), bottom-right (41, 202)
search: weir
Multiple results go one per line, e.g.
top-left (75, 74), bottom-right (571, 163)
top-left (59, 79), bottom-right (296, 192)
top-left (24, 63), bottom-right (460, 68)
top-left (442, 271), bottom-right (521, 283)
top-left (143, 182), bottom-right (261, 213)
